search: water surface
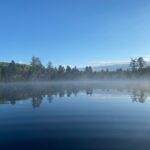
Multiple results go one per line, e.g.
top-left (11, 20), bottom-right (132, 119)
top-left (0, 82), bottom-right (150, 150)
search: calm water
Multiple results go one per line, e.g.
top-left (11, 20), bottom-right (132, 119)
top-left (1, 82), bottom-right (150, 150)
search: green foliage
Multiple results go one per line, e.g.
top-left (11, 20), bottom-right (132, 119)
top-left (137, 57), bottom-right (146, 71)
top-left (0, 56), bottom-right (149, 81)
top-left (130, 57), bottom-right (146, 72)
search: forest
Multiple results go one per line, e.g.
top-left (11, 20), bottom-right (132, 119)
top-left (0, 56), bottom-right (149, 81)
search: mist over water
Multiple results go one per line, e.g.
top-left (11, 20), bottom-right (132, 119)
top-left (1, 80), bottom-right (150, 106)
top-left (1, 80), bottom-right (150, 150)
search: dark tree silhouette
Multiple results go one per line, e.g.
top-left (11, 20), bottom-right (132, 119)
top-left (137, 57), bottom-right (145, 71)
top-left (0, 56), bottom-right (149, 81)
top-left (130, 58), bottom-right (138, 72)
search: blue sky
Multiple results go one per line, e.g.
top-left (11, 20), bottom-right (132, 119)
top-left (0, 0), bottom-right (150, 67)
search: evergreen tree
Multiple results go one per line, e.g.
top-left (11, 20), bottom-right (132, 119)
top-left (30, 56), bottom-right (44, 80)
top-left (58, 65), bottom-right (65, 79)
top-left (47, 61), bottom-right (53, 80)
top-left (130, 58), bottom-right (138, 72)
top-left (137, 57), bottom-right (145, 71)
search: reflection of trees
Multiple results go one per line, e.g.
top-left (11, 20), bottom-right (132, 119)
top-left (0, 84), bottom-right (94, 107)
top-left (86, 88), bottom-right (93, 95)
top-left (131, 89), bottom-right (147, 103)
top-left (59, 90), bottom-right (65, 98)
top-left (32, 96), bottom-right (43, 108)
top-left (67, 91), bottom-right (72, 97)
top-left (0, 83), bottom-right (150, 107)
top-left (47, 93), bottom-right (53, 104)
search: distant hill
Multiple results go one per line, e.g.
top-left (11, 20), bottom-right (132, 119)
top-left (80, 61), bottom-right (150, 72)
top-left (92, 63), bottom-right (129, 71)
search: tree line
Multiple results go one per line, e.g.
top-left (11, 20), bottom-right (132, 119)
top-left (0, 56), bottom-right (149, 81)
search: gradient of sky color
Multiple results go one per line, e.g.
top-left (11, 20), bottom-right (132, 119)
top-left (0, 0), bottom-right (150, 67)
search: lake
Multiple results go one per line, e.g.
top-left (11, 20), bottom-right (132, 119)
top-left (0, 81), bottom-right (150, 150)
